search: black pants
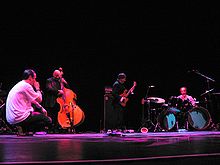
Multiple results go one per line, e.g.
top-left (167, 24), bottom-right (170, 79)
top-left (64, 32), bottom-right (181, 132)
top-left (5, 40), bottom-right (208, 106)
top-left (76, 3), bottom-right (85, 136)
top-left (112, 104), bottom-right (125, 130)
top-left (46, 103), bottom-right (61, 130)
top-left (167, 107), bottom-right (189, 129)
top-left (176, 112), bottom-right (187, 129)
top-left (15, 111), bottom-right (52, 132)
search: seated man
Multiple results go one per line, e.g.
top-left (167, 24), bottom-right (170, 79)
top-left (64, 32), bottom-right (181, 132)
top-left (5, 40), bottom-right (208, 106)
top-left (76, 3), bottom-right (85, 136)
top-left (176, 86), bottom-right (197, 129)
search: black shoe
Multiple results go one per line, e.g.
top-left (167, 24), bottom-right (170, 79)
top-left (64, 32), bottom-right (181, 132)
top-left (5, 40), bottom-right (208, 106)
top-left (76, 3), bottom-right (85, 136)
top-left (16, 126), bottom-right (25, 136)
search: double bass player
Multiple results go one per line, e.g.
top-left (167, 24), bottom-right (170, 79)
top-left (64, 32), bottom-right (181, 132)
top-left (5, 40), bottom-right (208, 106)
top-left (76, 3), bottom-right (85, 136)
top-left (56, 68), bottom-right (85, 132)
top-left (43, 68), bottom-right (70, 133)
top-left (44, 67), bottom-right (84, 133)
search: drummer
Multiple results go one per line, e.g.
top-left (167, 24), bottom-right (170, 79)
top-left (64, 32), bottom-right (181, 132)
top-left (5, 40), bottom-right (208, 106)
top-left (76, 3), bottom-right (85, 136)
top-left (177, 86), bottom-right (197, 111)
top-left (176, 86), bottom-right (197, 129)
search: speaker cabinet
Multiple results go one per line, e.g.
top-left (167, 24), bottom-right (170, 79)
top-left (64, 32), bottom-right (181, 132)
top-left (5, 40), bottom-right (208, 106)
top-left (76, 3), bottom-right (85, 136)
top-left (103, 94), bottom-right (117, 131)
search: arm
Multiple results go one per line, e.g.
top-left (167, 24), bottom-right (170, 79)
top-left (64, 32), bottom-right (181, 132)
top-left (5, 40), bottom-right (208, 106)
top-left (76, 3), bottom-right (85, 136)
top-left (188, 96), bottom-right (196, 107)
top-left (33, 81), bottom-right (42, 103)
top-left (45, 79), bottom-right (60, 96)
top-left (112, 83), bottom-right (125, 103)
top-left (61, 77), bottom-right (70, 89)
top-left (31, 100), bottom-right (47, 116)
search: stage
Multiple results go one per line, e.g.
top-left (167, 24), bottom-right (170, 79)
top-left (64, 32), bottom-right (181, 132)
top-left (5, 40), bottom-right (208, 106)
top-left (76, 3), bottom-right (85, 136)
top-left (1, 130), bottom-right (220, 164)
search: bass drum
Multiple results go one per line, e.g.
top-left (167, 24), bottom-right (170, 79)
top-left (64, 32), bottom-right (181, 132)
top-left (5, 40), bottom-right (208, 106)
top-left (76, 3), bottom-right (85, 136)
top-left (157, 110), bottom-right (176, 131)
top-left (187, 106), bottom-right (211, 130)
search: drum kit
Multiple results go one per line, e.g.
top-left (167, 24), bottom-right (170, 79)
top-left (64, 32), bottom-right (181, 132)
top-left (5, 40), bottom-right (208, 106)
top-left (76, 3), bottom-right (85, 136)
top-left (141, 96), bottom-right (212, 132)
top-left (139, 70), bottom-right (217, 132)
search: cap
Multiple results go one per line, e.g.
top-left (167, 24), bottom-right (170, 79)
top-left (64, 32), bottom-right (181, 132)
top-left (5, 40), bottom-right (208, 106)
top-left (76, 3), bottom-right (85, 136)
top-left (117, 73), bottom-right (126, 80)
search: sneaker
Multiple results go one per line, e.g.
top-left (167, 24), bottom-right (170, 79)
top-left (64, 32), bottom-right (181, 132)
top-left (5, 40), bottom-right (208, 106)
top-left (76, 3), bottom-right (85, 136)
top-left (107, 129), bottom-right (112, 134)
top-left (34, 131), bottom-right (47, 135)
top-left (177, 129), bottom-right (188, 132)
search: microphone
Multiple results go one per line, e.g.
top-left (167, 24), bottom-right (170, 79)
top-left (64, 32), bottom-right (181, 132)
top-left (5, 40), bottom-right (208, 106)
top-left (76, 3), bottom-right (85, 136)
top-left (148, 85), bottom-right (155, 88)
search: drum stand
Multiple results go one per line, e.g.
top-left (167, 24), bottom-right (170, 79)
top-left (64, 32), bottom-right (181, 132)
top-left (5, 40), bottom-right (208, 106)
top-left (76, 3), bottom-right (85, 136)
top-left (153, 117), bottom-right (162, 132)
top-left (143, 100), bottom-right (156, 131)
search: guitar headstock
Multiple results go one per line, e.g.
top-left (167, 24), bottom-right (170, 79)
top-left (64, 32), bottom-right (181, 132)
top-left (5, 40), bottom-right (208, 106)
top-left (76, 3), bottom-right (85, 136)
top-left (131, 81), bottom-right (137, 91)
top-left (133, 81), bottom-right (137, 87)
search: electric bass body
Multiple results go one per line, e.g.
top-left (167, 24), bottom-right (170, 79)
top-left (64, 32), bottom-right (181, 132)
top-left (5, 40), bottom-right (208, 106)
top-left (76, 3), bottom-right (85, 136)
top-left (120, 81), bottom-right (136, 107)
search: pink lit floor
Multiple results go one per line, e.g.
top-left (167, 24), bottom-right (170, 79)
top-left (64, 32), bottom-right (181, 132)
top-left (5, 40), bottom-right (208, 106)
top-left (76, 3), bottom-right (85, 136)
top-left (1, 130), bottom-right (220, 164)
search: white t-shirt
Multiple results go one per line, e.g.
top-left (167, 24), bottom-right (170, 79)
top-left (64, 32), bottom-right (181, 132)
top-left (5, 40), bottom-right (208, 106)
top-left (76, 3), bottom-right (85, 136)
top-left (177, 94), bottom-right (196, 106)
top-left (6, 80), bottom-right (41, 125)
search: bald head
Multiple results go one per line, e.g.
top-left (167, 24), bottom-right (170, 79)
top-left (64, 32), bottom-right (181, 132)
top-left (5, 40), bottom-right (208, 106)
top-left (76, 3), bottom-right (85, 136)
top-left (53, 70), bottom-right (61, 79)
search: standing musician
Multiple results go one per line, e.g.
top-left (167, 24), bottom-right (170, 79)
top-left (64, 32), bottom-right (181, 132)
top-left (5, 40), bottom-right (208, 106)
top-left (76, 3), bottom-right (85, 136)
top-left (111, 73), bottom-right (136, 132)
top-left (43, 68), bottom-right (70, 133)
top-left (58, 67), bottom-right (70, 90)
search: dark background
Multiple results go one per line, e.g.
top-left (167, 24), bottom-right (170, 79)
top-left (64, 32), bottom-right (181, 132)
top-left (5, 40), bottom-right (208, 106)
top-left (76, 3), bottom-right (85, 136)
top-left (1, 1), bottom-right (220, 132)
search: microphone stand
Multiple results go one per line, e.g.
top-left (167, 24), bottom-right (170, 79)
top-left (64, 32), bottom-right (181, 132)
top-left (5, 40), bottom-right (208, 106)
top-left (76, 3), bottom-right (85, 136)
top-left (193, 70), bottom-right (216, 127)
top-left (193, 70), bottom-right (215, 84)
top-left (193, 70), bottom-right (215, 108)
top-left (139, 86), bottom-right (155, 132)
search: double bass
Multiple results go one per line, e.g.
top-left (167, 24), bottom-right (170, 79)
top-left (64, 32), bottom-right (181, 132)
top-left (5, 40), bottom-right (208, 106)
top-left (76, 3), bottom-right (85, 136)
top-left (57, 86), bottom-right (85, 129)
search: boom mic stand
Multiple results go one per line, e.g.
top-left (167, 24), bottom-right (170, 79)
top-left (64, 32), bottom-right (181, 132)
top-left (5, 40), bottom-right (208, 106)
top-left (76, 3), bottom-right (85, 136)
top-left (193, 70), bottom-right (216, 128)
top-left (193, 70), bottom-right (215, 107)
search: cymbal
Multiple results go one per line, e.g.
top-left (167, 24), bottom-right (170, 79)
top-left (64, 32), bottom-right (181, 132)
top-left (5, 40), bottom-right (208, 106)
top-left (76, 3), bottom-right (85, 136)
top-left (147, 97), bottom-right (165, 104)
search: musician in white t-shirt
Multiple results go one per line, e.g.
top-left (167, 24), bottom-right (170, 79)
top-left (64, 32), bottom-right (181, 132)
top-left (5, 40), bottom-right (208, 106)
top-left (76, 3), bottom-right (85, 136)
top-left (6, 69), bottom-right (52, 135)
top-left (176, 86), bottom-right (197, 129)
top-left (177, 86), bottom-right (197, 111)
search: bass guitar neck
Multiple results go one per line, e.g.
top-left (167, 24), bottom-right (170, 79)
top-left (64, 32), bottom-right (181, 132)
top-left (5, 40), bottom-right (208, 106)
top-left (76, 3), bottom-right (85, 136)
top-left (119, 81), bottom-right (136, 107)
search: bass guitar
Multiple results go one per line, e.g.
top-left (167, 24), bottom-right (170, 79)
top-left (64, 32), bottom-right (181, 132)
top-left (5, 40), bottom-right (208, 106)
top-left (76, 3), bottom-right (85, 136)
top-left (120, 81), bottom-right (137, 107)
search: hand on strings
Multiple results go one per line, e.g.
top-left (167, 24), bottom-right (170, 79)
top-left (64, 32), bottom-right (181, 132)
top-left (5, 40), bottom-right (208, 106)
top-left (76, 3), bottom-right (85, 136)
top-left (61, 77), bottom-right (68, 85)
top-left (120, 96), bottom-right (126, 102)
top-left (58, 90), bottom-right (64, 96)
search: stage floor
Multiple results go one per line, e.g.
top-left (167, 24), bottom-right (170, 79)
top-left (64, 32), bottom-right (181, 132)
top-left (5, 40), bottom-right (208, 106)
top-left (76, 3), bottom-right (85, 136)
top-left (1, 131), bottom-right (220, 164)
